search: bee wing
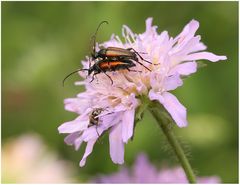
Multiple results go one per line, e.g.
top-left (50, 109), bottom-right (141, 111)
top-left (95, 111), bottom-right (114, 118)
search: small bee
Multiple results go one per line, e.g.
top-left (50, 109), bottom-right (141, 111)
top-left (88, 108), bottom-right (104, 136)
top-left (88, 107), bottom-right (113, 137)
top-left (88, 108), bottom-right (104, 127)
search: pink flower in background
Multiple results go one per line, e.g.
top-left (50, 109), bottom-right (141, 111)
top-left (93, 153), bottom-right (220, 183)
top-left (2, 133), bottom-right (76, 183)
top-left (58, 18), bottom-right (226, 166)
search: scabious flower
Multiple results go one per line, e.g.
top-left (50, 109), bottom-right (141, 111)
top-left (93, 153), bottom-right (221, 183)
top-left (58, 18), bottom-right (227, 166)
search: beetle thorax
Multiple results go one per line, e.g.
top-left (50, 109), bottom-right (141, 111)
top-left (97, 49), bottom-right (107, 58)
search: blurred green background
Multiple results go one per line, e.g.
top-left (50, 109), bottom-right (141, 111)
top-left (2, 1), bottom-right (238, 183)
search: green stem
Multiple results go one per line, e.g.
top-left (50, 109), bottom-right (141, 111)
top-left (148, 101), bottom-right (196, 183)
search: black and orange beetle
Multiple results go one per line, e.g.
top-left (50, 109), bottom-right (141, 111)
top-left (91, 21), bottom-right (152, 71)
top-left (63, 57), bottom-right (137, 85)
top-left (63, 21), bottom-right (152, 86)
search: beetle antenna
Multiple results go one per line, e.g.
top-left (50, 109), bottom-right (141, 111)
top-left (62, 69), bottom-right (88, 86)
top-left (88, 57), bottom-right (91, 70)
top-left (92, 21), bottom-right (109, 56)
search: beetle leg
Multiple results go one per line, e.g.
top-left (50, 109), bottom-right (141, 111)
top-left (119, 57), bottom-right (151, 71)
top-left (90, 74), bottom-right (95, 83)
top-left (126, 48), bottom-right (146, 54)
top-left (95, 61), bottom-right (114, 85)
top-left (127, 48), bottom-right (153, 65)
top-left (132, 59), bottom-right (151, 71)
top-left (95, 125), bottom-right (100, 137)
top-left (126, 68), bottom-right (142, 73)
top-left (90, 72), bottom-right (100, 83)
top-left (104, 72), bottom-right (113, 85)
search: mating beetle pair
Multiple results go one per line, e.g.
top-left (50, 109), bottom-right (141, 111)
top-left (63, 21), bottom-right (152, 86)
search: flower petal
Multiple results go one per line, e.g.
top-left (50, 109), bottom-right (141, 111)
top-left (79, 139), bottom-right (97, 167)
top-left (122, 109), bottom-right (135, 143)
top-left (74, 137), bottom-right (83, 150)
top-left (185, 52), bottom-right (227, 62)
top-left (170, 36), bottom-right (199, 56)
top-left (64, 97), bottom-right (91, 114)
top-left (109, 123), bottom-right (124, 164)
top-left (163, 74), bottom-right (183, 91)
top-left (161, 92), bottom-right (188, 127)
top-left (149, 89), bottom-right (164, 103)
top-left (64, 98), bottom-right (82, 113)
top-left (58, 119), bottom-right (88, 133)
top-left (175, 19), bottom-right (199, 44)
top-left (149, 91), bottom-right (188, 127)
top-left (133, 153), bottom-right (158, 183)
top-left (122, 25), bottom-right (136, 44)
top-left (94, 168), bottom-right (131, 183)
top-left (157, 167), bottom-right (187, 183)
top-left (81, 126), bottom-right (100, 142)
top-left (170, 61), bottom-right (197, 76)
top-left (197, 176), bottom-right (221, 184)
top-left (64, 132), bottom-right (80, 145)
top-left (101, 113), bottom-right (122, 129)
top-left (146, 17), bottom-right (153, 31)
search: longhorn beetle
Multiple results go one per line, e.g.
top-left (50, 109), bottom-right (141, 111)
top-left (63, 21), bottom-right (153, 86)
top-left (91, 21), bottom-right (152, 69)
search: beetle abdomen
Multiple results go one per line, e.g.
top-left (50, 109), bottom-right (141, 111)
top-left (98, 60), bottom-right (135, 71)
top-left (106, 47), bottom-right (135, 57)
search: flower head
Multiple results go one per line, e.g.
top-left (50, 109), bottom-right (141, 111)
top-left (93, 153), bottom-right (221, 183)
top-left (58, 18), bottom-right (226, 166)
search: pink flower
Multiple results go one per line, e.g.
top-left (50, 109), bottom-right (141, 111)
top-left (58, 18), bottom-right (226, 166)
top-left (2, 133), bottom-right (76, 183)
top-left (93, 153), bottom-right (221, 183)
